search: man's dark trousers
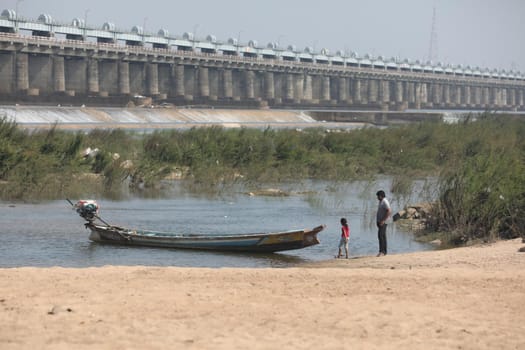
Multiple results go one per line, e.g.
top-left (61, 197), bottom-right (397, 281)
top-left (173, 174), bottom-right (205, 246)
top-left (378, 224), bottom-right (387, 255)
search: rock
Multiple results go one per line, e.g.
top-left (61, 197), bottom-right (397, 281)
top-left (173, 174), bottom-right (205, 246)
top-left (430, 239), bottom-right (442, 246)
top-left (82, 147), bottom-right (99, 158)
top-left (248, 188), bottom-right (290, 197)
top-left (134, 96), bottom-right (152, 107)
top-left (518, 246), bottom-right (525, 253)
top-left (120, 160), bottom-right (134, 169)
top-left (48, 305), bottom-right (73, 315)
top-left (164, 169), bottom-right (183, 180)
top-left (406, 207), bottom-right (417, 218)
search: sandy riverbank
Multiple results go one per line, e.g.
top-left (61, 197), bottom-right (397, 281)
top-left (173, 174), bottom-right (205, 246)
top-left (1, 239), bottom-right (524, 349)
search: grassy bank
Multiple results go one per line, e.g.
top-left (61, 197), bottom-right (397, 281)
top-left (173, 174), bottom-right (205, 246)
top-left (0, 113), bottom-right (523, 244)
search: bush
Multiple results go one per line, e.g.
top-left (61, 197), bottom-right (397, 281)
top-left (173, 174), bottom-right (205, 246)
top-left (426, 116), bottom-right (525, 244)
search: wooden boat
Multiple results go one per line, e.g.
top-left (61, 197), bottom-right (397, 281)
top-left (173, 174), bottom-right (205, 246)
top-left (71, 199), bottom-right (324, 253)
top-left (85, 222), bottom-right (324, 253)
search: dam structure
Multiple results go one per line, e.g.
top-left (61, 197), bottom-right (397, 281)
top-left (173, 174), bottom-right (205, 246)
top-left (1, 10), bottom-right (525, 113)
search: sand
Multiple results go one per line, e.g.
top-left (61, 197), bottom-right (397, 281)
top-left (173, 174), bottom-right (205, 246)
top-left (1, 239), bottom-right (524, 350)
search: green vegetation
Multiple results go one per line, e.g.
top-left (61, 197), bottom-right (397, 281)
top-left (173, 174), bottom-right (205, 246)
top-left (0, 113), bottom-right (523, 245)
top-left (424, 114), bottom-right (525, 244)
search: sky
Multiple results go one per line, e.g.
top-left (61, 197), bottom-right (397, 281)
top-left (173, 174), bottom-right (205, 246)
top-left (4, 0), bottom-right (525, 72)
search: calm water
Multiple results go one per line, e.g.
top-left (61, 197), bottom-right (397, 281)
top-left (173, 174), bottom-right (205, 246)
top-left (0, 180), bottom-right (434, 268)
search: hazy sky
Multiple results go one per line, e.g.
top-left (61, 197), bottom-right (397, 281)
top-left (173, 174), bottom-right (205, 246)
top-left (5, 0), bottom-right (525, 72)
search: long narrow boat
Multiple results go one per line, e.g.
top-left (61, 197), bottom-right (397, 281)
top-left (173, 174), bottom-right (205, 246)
top-left (85, 222), bottom-right (324, 253)
top-left (72, 200), bottom-right (324, 253)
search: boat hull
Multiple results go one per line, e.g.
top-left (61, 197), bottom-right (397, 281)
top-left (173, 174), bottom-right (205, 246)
top-left (86, 223), bottom-right (324, 253)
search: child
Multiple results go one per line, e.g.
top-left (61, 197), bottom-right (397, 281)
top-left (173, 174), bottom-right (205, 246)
top-left (337, 218), bottom-right (350, 259)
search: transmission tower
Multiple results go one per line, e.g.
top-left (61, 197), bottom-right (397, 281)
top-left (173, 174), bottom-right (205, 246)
top-left (427, 5), bottom-right (438, 63)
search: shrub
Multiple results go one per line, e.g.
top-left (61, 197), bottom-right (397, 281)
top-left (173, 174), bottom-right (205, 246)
top-left (426, 116), bottom-right (525, 243)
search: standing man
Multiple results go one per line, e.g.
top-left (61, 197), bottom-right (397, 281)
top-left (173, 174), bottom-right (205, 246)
top-left (376, 190), bottom-right (391, 257)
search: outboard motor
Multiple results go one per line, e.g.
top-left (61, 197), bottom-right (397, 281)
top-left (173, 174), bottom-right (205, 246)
top-left (74, 200), bottom-right (99, 222)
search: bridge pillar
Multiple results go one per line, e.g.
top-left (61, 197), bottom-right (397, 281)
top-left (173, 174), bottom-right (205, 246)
top-left (232, 70), bottom-right (244, 101)
top-left (303, 74), bottom-right (313, 103)
top-left (490, 87), bottom-right (498, 108)
top-left (264, 72), bottom-right (275, 100)
top-left (273, 73), bottom-right (284, 104)
top-left (414, 83), bottom-right (422, 109)
top-left (353, 79), bottom-right (361, 104)
top-left (421, 83), bottom-right (430, 107)
top-left (285, 73), bottom-right (295, 101)
top-left (361, 79), bottom-right (369, 104)
top-left (439, 83), bottom-right (446, 107)
top-left (490, 87), bottom-right (497, 108)
top-left (516, 89), bottom-right (524, 108)
top-left (173, 65), bottom-right (185, 98)
top-left (442, 84), bottom-right (451, 107)
top-left (53, 56), bottom-right (65, 94)
top-left (184, 66), bottom-right (197, 101)
top-left (499, 88), bottom-right (506, 108)
top-left (491, 87), bottom-right (497, 108)
top-left (64, 58), bottom-right (86, 96)
top-left (16, 52), bottom-right (29, 92)
top-left (245, 70), bottom-right (255, 99)
top-left (367, 79), bottom-right (378, 104)
top-left (394, 81), bottom-right (403, 103)
top-left (394, 81), bottom-right (406, 110)
top-left (97, 60), bottom-right (116, 96)
top-left (507, 88), bottom-right (514, 109)
top-left (379, 80), bottom-right (390, 110)
top-left (473, 86), bottom-right (482, 107)
top-left (272, 73), bottom-right (282, 104)
top-left (464, 86), bottom-right (472, 107)
top-left (497, 88), bottom-right (504, 108)
top-left (0, 54), bottom-right (13, 94)
top-left (222, 69), bottom-right (233, 99)
top-left (453, 86), bottom-right (461, 107)
top-left (501, 88), bottom-right (508, 109)
top-left (156, 64), bottom-right (170, 99)
top-left (345, 77), bottom-right (353, 104)
top-left (439, 84), bottom-right (445, 107)
top-left (118, 61), bottom-right (130, 95)
top-left (506, 88), bottom-right (512, 109)
top-left (321, 76), bottom-right (330, 102)
top-left (87, 59), bottom-right (99, 94)
top-left (481, 87), bottom-right (490, 107)
top-left (208, 68), bottom-right (219, 101)
top-left (338, 77), bottom-right (347, 103)
top-left (469, 86), bottom-right (476, 107)
top-left (406, 82), bottom-right (415, 107)
top-left (499, 88), bottom-right (505, 108)
top-left (294, 74), bottom-right (304, 102)
top-left (379, 80), bottom-right (389, 102)
top-left (147, 63), bottom-right (159, 96)
top-left (432, 83), bottom-right (441, 107)
top-left (198, 67), bottom-right (210, 98)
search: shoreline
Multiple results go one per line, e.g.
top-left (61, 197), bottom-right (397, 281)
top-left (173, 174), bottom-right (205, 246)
top-left (1, 238), bottom-right (524, 349)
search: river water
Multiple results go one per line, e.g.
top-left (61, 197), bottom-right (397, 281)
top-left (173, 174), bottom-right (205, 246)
top-left (0, 180), bottom-right (434, 268)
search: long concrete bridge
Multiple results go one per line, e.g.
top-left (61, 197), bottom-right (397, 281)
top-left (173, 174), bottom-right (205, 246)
top-left (1, 10), bottom-right (524, 112)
